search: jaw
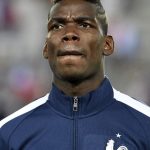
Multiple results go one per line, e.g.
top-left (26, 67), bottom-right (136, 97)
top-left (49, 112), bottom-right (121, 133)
top-left (53, 65), bottom-right (105, 97)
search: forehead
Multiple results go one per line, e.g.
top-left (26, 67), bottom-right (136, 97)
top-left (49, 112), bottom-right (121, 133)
top-left (49, 0), bottom-right (97, 19)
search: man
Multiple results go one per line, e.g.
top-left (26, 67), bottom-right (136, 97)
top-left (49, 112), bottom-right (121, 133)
top-left (0, 0), bottom-right (150, 149)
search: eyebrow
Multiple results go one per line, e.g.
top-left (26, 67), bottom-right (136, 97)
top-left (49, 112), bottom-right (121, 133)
top-left (48, 16), bottom-right (95, 24)
top-left (74, 16), bottom-right (95, 22)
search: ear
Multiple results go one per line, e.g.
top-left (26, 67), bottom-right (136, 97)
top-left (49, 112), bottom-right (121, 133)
top-left (103, 35), bottom-right (114, 56)
top-left (43, 41), bottom-right (48, 59)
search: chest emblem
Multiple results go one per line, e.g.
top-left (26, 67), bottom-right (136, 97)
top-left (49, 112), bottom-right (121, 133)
top-left (106, 133), bottom-right (128, 150)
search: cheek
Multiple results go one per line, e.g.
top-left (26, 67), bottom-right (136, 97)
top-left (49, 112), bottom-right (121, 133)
top-left (47, 41), bottom-right (55, 57)
top-left (46, 40), bottom-right (56, 71)
top-left (47, 36), bottom-right (58, 58)
top-left (87, 35), bottom-right (103, 58)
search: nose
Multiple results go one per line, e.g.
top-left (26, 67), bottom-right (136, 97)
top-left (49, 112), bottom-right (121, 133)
top-left (62, 28), bottom-right (80, 42)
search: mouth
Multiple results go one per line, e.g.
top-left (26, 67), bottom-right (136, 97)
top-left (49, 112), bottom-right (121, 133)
top-left (57, 50), bottom-right (84, 57)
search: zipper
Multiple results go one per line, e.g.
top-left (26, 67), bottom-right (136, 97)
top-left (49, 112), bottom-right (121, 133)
top-left (73, 96), bottom-right (79, 150)
top-left (73, 96), bottom-right (78, 111)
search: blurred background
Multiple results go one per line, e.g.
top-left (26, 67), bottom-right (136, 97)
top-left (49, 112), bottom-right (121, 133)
top-left (0, 0), bottom-right (150, 120)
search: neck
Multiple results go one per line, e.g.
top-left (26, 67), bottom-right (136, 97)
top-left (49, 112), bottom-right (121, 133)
top-left (53, 72), bottom-right (104, 97)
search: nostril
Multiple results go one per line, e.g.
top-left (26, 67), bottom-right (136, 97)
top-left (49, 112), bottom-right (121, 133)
top-left (62, 34), bottom-right (80, 42)
top-left (72, 36), bottom-right (79, 41)
top-left (63, 37), bottom-right (69, 41)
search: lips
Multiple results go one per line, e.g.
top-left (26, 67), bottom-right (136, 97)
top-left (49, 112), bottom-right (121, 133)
top-left (57, 44), bottom-right (85, 57)
top-left (57, 50), bottom-right (84, 56)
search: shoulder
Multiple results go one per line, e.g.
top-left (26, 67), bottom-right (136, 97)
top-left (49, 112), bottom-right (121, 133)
top-left (113, 89), bottom-right (150, 146)
top-left (0, 94), bottom-right (49, 136)
top-left (113, 88), bottom-right (150, 118)
top-left (113, 88), bottom-right (150, 136)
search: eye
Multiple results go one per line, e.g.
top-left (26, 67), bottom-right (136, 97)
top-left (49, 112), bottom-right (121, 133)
top-left (49, 24), bottom-right (64, 31)
top-left (79, 22), bottom-right (92, 29)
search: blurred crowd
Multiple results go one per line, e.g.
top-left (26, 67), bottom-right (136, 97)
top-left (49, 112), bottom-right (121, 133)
top-left (0, 0), bottom-right (150, 120)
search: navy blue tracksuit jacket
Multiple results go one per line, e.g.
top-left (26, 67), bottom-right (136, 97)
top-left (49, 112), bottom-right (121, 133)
top-left (0, 78), bottom-right (150, 150)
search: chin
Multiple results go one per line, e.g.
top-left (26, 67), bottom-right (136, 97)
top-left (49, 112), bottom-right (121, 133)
top-left (59, 73), bottom-right (85, 84)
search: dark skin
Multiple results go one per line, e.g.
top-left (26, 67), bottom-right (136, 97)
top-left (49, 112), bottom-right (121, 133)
top-left (43, 0), bottom-right (114, 96)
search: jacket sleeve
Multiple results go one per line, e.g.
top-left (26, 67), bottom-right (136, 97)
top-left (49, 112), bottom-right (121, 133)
top-left (146, 119), bottom-right (150, 149)
top-left (0, 130), bottom-right (8, 150)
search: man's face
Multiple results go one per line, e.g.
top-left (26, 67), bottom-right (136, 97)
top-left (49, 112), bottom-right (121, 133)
top-left (44, 0), bottom-right (111, 83)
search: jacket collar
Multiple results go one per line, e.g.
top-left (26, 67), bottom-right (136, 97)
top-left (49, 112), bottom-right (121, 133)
top-left (48, 77), bottom-right (114, 118)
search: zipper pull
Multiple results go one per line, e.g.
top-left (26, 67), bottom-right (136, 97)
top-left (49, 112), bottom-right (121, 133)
top-left (73, 96), bottom-right (78, 111)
